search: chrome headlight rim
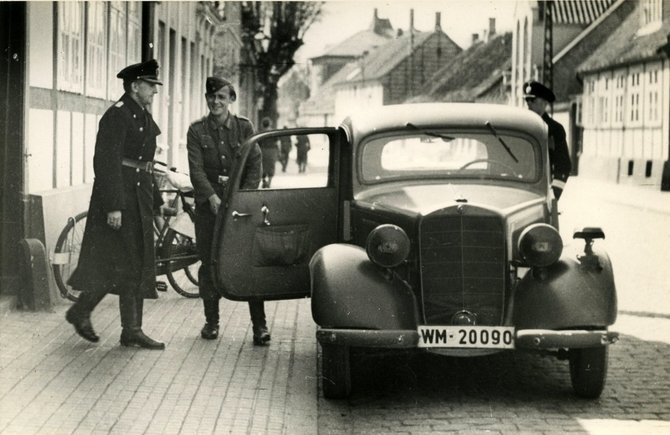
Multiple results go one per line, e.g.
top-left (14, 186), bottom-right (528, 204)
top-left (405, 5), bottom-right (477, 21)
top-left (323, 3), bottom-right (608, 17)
top-left (365, 224), bottom-right (411, 268)
top-left (517, 223), bottom-right (563, 267)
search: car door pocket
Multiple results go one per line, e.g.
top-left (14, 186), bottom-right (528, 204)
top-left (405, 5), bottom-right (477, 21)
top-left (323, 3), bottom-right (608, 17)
top-left (252, 224), bottom-right (311, 266)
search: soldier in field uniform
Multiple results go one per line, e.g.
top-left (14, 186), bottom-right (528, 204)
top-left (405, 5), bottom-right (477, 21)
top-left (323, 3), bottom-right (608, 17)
top-left (523, 80), bottom-right (572, 200)
top-left (66, 59), bottom-right (166, 350)
top-left (186, 76), bottom-right (271, 345)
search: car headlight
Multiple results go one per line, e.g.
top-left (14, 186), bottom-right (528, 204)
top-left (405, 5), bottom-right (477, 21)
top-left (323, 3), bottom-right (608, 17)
top-left (517, 223), bottom-right (563, 267)
top-left (366, 224), bottom-right (410, 268)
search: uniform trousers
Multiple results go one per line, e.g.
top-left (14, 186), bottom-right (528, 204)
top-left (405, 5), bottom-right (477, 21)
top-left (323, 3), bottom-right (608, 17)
top-left (194, 204), bottom-right (266, 327)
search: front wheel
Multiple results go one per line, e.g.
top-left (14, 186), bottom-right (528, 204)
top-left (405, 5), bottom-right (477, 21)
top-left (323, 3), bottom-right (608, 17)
top-left (321, 343), bottom-right (352, 399)
top-left (569, 346), bottom-right (608, 399)
top-left (163, 229), bottom-right (200, 298)
top-left (52, 212), bottom-right (88, 302)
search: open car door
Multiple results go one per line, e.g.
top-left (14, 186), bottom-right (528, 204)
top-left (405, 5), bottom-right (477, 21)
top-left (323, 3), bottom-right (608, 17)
top-left (212, 127), bottom-right (346, 301)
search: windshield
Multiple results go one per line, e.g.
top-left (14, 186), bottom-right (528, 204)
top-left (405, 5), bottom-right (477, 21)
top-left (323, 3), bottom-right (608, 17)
top-left (360, 130), bottom-right (540, 183)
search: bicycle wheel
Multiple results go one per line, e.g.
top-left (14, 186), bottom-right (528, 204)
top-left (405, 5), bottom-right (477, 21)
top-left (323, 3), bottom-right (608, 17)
top-left (52, 211), bottom-right (87, 302)
top-left (163, 228), bottom-right (200, 298)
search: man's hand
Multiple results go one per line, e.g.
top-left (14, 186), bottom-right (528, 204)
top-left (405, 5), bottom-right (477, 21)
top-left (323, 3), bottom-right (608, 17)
top-left (107, 210), bottom-right (122, 230)
top-left (208, 194), bottom-right (222, 215)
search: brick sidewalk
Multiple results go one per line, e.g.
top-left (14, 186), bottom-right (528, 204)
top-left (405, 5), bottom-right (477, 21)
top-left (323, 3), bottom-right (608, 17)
top-left (0, 291), bottom-right (317, 434)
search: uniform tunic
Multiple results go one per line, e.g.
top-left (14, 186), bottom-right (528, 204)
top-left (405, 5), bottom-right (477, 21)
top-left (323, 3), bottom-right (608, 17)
top-left (186, 112), bottom-right (262, 300)
top-left (186, 113), bottom-right (261, 205)
top-left (542, 112), bottom-right (572, 189)
top-left (69, 93), bottom-right (162, 299)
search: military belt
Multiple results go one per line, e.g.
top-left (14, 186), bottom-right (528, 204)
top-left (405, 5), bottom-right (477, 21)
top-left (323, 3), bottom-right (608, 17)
top-left (122, 158), bottom-right (153, 173)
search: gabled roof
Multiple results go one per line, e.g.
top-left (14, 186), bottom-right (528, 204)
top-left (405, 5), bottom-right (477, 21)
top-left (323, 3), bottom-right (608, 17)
top-left (410, 32), bottom-right (512, 103)
top-left (310, 29), bottom-right (393, 60)
top-left (551, 0), bottom-right (635, 100)
top-left (310, 9), bottom-right (394, 61)
top-left (551, 0), bottom-right (618, 25)
top-left (332, 31), bottom-right (438, 85)
top-left (577, 3), bottom-right (670, 74)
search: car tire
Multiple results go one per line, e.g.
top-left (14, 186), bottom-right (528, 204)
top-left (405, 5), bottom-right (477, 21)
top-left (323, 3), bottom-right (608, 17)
top-left (321, 343), bottom-right (351, 399)
top-left (569, 345), bottom-right (608, 399)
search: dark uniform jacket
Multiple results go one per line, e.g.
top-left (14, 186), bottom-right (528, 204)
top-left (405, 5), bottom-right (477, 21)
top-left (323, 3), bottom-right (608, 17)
top-left (69, 93), bottom-right (162, 299)
top-left (542, 112), bottom-right (571, 188)
top-left (186, 113), bottom-right (262, 205)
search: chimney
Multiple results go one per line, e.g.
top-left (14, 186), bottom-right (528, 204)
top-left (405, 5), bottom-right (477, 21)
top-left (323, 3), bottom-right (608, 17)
top-left (374, 8), bottom-right (378, 20)
top-left (472, 33), bottom-right (479, 45)
top-left (435, 12), bottom-right (442, 32)
top-left (489, 18), bottom-right (496, 39)
top-left (410, 8), bottom-right (414, 32)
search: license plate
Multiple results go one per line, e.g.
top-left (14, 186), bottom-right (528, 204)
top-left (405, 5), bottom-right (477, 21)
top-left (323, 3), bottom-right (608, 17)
top-left (417, 326), bottom-right (515, 349)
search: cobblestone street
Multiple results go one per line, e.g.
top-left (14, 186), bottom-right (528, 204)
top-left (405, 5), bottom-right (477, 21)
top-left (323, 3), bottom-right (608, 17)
top-left (1, 177), bottom-right (670, 434)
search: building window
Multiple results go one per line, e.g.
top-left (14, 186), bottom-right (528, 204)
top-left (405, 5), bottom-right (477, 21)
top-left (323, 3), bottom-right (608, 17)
top-left (127, 2), bottom-right (142, 64)
top-left (58, 2), bottom-right (84, 93)
top-left (641, 0), bottom-right (662, 27)
top-left (109, 2), bottom-right (128, 93)
top-left (646, 67), bottom-right (661, 124)
top-left (86, 2), bottom-right (107, 98)
top-left (629, 72), bottom-right (641, 123)
top-left (613, 73), bottom-right (625, 125)
top-left (599, 96), bottom-right (609, 124)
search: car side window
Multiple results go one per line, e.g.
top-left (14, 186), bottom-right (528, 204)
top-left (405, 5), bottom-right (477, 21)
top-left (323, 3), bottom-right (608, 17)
top-left (245, 133), bottom-right (330, 190)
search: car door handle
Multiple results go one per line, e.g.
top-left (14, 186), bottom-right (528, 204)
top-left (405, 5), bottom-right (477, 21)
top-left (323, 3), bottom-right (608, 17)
top-left (261, 205), bottom-right (271, 226)
top-left (231, 210), bottom-right (251, 219)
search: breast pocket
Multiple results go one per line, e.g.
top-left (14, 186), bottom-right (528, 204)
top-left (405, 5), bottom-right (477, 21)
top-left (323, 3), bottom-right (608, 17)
top-left (200, 135), bottom-right (219, 159)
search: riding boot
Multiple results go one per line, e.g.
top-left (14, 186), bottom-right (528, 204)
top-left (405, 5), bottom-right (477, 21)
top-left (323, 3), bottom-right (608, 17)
top-left (200, 298), bottom-right (220, 340)
top-left (65, 291), bottom-right (105, 342)
top-left (249, 300), bottom-right (271, 346)
top-left (119, 292), bottom-right (165, 350)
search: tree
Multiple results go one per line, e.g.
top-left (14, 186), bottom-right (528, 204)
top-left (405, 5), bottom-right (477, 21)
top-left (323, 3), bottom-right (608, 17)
top-left (240, 1), bottom-right (322, 126)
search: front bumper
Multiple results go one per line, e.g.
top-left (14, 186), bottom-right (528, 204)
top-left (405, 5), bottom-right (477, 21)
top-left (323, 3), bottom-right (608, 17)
top-left (316, 328), bottom-right (619, 350)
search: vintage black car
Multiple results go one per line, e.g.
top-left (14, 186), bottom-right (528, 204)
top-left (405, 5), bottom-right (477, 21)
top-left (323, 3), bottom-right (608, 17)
top-left (212, 103), bottom-right (618, 399)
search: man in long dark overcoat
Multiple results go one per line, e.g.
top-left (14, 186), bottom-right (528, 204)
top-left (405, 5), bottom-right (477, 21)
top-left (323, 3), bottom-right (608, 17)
top-left (65, 59), bottom-right (165, 349)
top-left (523, 81), bottom-right (572, 200)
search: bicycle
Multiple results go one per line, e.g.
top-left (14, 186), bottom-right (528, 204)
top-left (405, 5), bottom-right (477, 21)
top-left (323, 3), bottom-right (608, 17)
top-left (51, 162), bottom-right (200, 301)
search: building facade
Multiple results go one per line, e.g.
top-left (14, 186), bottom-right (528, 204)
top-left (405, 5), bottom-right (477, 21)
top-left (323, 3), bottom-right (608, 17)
top-left (577, 0), bottom-right (670, 186)
top-left (0, 1), bottom-right (229, 300)
top-left (510, 0), bottom-right (624, 175)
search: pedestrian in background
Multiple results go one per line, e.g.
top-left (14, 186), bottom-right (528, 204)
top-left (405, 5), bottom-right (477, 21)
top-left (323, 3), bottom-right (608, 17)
top-left (279, 126), bottom-right (292, 172)
top-left (523, 80), bottom-right (572, 200)
top-left (259, 117), bottom-right (279, 188)
top-left (186, 76), bottom-right (271, 345)
top-left (65, 59), bottom-right (166, 350)
top-left (295, 134), bottom-right (311, 173)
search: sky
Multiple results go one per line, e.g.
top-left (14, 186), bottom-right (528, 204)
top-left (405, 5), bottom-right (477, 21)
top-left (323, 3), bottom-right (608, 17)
top-left (294, 0), bottom-right (519, 64)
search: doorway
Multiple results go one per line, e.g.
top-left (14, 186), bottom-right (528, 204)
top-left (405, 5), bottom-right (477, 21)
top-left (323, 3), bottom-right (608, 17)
top-left (0, 2), bottom-right (26, 293)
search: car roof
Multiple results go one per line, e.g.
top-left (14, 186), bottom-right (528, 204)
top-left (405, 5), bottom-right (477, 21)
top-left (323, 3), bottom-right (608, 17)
top-left (342, 103), bottom-right (548, 144)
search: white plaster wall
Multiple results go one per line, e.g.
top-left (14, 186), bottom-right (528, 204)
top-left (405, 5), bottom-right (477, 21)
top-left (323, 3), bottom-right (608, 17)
top-left (27, 109), bottom-right (54, 193)
top-left (56, 110), bottom-right (71, 188)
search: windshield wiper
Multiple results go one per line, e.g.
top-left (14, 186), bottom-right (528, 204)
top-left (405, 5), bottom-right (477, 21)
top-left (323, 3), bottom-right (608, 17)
top-left (406, 122), bottom-right (454, 142)
top-left (485, 121), bottom-right (518, 163)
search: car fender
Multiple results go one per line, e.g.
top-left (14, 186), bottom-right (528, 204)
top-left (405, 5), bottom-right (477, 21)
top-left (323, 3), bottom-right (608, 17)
top-left (513, 247), bottom-right (617, 329)
top-left (310, 244), bottom-right (419, 329)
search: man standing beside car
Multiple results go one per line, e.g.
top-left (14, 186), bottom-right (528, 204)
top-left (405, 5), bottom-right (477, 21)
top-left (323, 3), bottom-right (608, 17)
top-left (186, 76), bottom-right (271, 345)
top-left (523, 81), bottom-right (572, 200)
top-left (65, 59), bottom-right (165, 350)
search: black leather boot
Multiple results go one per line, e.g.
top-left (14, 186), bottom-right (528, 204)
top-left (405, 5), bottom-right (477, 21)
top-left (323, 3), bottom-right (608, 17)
top-left (200, 298), bottom-right (220, 340)
top-left (119, 293), bottom-right (165, 350)
top-left (65, 291), bottom-right (105, 342)
top-left (249, 300), bottom-right (271, 346)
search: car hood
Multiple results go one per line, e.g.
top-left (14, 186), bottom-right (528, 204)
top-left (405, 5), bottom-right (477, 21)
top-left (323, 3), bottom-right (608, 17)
top-left (356, 184), bottom-right (545, 216)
